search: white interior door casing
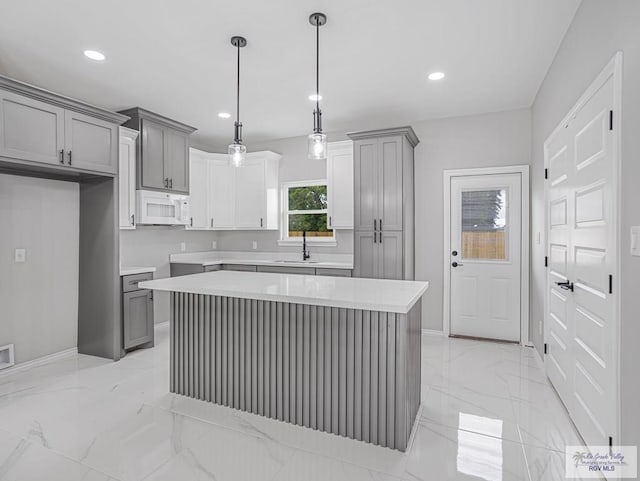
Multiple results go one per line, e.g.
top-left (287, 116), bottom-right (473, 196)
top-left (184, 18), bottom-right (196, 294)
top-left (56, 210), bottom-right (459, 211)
top-left (450, 173), bottom-right (522, 341)
top-left (544, 55), bottom-right (620, 448)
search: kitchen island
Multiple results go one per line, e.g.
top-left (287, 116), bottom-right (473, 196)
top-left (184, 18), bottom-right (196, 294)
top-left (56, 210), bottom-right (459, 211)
top-left (140, 271), bottom-right (428, 451)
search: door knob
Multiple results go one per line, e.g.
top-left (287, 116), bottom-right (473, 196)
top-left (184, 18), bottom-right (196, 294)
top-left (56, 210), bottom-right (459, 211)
top-left (452, 250), bottom-right (458, 257)
top-left (452, 262), bottom-right (463, 267)
top-left (555, 281), bottom-right (574, 292)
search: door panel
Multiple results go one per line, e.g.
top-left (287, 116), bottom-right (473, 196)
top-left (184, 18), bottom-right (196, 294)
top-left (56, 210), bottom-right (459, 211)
top-left (119, 135), bottom-right (136, 228)
top-left (65, 111), bottom-right (117, 174)
top-left (210, 161), bottom-right (235, 228)
top-left (123, 290), bottom-right (153, 349)
top-left (354, 231), bottom-right (377, 278)
top-left (140, 119), bottom-right (167, 190)
top-left (167, 130), bottom-right (189, 193)
top-left (0, 90), bottom-right (65, 165)
top-left (235, 159), bottom-right (265, 228)
top-left (188, 154), bottom-right (209, 229)
top-left (379, 137), bottom-right (403, 231)
top-left (545, 70), bottom-right (617, 447)
top-left (450, 174), bottom-right (522, 341)
top-left (379, 231), bottom-right (403, 280)
top-left (354, 140), bottom-right (377, 231)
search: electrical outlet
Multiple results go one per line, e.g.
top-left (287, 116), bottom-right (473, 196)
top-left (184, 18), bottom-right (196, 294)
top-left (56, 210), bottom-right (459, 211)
top-left (180, 242), bottom-right (186, 252)
top-left (252, 241), bottom-right (258, 250)
top-left (14, 248), bottom-right (26, 263)
top-left (211, 240), bottom-right (217, 250)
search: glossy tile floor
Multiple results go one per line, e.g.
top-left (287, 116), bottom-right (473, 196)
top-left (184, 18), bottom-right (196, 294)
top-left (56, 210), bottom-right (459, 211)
top-left (0, 324), bottom-right (586, 481)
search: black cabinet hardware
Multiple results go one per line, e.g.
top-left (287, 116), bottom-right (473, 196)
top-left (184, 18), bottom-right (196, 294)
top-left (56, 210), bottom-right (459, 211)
top-left (59, 149), bottom-right (64, 164)
top-left (67, 150), bottom-right (72, 165)
top-left (452, 261), bottom-right (463, 267)
top-left (555, 281), bottom-right (574, 291)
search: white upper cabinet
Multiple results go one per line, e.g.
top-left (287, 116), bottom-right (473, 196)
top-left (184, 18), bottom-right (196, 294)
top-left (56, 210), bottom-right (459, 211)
top-left (64, 110), bottom-right (118, 174)
top-left (188, 149), bottom-right (280, 231)
top-left (119, 127), bottom-right (138, 229)
top-left (186, 149), bottom-right (211, 229)
top-left (326, 140), bottom-right (354, 229)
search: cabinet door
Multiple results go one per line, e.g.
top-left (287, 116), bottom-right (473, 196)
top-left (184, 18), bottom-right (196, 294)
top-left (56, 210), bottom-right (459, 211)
top-left (379, 231), bottom-right (403, 280)
top-left (379, 137), bottom-right (403, 231)
top-left (140, 119), bottom-right (167, 190)
top-left (119, 134), bottom-right (136, 229)
top-left (210, 160), bottom-right (235, 229)
top-left (354, 231), bottom-right (378, 278)
top-left (354, 139), bottom-right (378, 231)
top-left (235, 159), bottom-right (266, 229)
top-left (327, 142), bottom-right (354, 229)
top-left (0, 90), bottom-right (65, 165)
top-left (64, 111), bottom-right (117, 174)
top-left (187, 154), bottom-right (210, 229)
top-left (167, 130), bottom-right (189, 193)
top-left (123, 290), bottom-right (154, 349)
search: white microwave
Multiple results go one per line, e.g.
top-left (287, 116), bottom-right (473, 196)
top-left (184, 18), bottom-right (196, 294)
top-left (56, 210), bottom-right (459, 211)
top-left (136, 190), bottom-right (191, 225)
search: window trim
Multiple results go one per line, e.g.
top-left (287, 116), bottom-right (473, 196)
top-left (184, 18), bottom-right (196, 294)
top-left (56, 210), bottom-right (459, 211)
top-left (278, 179), bottom-right (336, 246)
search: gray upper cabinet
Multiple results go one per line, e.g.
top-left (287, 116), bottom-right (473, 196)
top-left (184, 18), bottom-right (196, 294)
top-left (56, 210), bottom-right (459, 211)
top-left (120, 107), bottom-right (196, 194)
top-left (64, 111), bottom-right (118, 174)
top-left (348, 127), bottom-right (418, 280)
top-left (0, 76), bottom-right (126, 175)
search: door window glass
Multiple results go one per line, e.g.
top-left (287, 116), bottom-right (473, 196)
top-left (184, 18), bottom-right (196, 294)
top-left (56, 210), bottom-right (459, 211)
top-left (461, 189), bottom-right (507, 260)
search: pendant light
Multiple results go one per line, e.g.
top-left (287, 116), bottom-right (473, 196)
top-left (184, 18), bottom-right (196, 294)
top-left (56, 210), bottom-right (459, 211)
top-left (228, 36), bottom-right (247, 167)
top-left (308, 12), bottom-right (328, 160)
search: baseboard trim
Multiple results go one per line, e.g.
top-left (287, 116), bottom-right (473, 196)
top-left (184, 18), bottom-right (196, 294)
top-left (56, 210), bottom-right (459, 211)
top-left (422, 329), bottom-right (444, 337)
top-left (0, 347), bottom-right (78, 378)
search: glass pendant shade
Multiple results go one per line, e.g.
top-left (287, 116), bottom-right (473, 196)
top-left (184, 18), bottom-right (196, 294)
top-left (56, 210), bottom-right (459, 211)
top-left (308, 132), bottom-right (327, 160)
top-left (228, 142), bottom-right (247, 167)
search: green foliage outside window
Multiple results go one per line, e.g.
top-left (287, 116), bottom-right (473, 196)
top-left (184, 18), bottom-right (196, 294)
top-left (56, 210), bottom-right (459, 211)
top-left (287, 185), bottom-right (333, 237)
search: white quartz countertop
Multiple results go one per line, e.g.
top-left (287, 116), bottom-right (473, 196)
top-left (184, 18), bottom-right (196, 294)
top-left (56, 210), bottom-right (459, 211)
top-left (139, 271), bottom-right (428, 314)
top-left (120, 266), bottom-right (157, 276)
top-left (169, 251), bottom-right (354, 270)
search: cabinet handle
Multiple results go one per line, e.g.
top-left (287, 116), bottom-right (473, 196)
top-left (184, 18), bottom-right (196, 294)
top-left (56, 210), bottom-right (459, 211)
top-left (169, 178), bottom-right (173, 189)
top-left (59, 149), bottom-right (64, 164)
top-left (380, 218), bottom-right (382, 230)
top-left (190, 217), bottom-right (193, 227)
top-left (164, 178), bottom-right (169, 188)
top-left (329, 216), bottom-right (332, 227)
top-left (210, 218), bottom-right (214, 228)
top-left (67, 150), bottom-right (72, 165)
top-left (131, 214), bottom-right (135, 226)
top-left (374, 219), bottom-right (377, 231)
top-left (260, 218), bottom-right (263, 228)
top-left (374, 231), bottom-right (377, 243)
top-left (379, 232), bottom-right (383, 244)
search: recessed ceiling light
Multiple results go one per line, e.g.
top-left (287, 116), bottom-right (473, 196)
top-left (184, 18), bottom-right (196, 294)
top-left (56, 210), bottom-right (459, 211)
top-left (428, 72), bottom-right (445, 81)
top-left (308, 94), bottom-right (322, 101)
top-left (83, 50), bottom-right (106, 61)
top-left (218, 112), bottom-right (231, 119)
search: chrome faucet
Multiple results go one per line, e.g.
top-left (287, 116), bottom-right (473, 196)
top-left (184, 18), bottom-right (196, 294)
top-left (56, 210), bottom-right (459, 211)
top-left (302, 231), bottom-right (311, 261)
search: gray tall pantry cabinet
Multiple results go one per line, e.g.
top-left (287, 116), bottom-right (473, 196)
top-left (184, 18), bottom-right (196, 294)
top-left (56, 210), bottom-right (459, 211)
top-left (347, 127), bottom-right (419, 280)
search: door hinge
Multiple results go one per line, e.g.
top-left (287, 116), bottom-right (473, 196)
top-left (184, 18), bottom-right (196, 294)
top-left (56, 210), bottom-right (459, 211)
top-left (609, 274), bottom-right (613, 294)
top-left (544, 256), bottom-right (548, 267)
top-left (544, 168), bottom-right (548, 180)
top-left (609, 110), bottom-right (614, 131)
top-left (544, 343), bottom-right (548, 354)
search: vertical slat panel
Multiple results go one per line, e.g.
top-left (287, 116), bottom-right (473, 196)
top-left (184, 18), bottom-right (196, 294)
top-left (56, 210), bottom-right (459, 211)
top-left (196, 295), bottom-right (202, 400)
top-left (251, 299), bottom-right (258, 413)
top-left (395, 311), bottom-right (408, 451)
top-left (370, 311), bottom-right (379, 445)
top-left (239, 298), bottom-right (245, 410)
top-left (317, 307), bottom-right (325, 431)
top-left (331, 307), bottom-right (339, 434)
top-left (221, 296), bottom-right (228, 405)
top-left (169, 293), bottom-right (175, 393)
top-left (233, 298), bottom-right (240, 408)
top-left (258, 300), bottom-right (265, 416)
top-left (270, 302), bottom-right (277, 419)
top-left (296, 304), bottom-right (304, 426)
top-left (190, 294), bottom-right (195, 398)
top-left (324, 307), bottom-right (332, 433)
top-left (204, 296), bottom-right (211, 401)
top-left (264, 301), bottom-right (271, 417)
top-left (282, 302), bottom-right (290, 421)
top-left (338, 308), bottom-right (347, 437)
top-left (362, 310), bottom-right (371, 443)
top-left (378, 312), bottom-right (388, 446)
top-left (215, 296), bottom-right (222, 404)
top-left (276, 302), bottom-right (284, 421)
top-left (346, 309), bottom-right (355, 439)
top-left (387, 313), bottom-right (396, 450)
top-left (302, 304), bottom-right (311, 428)
top-left (354, 309), bottom-right (363, 440)
top-left (289, 304), bottom-right (297, 424)
top-left (309, 306), bottom-right (317, 430)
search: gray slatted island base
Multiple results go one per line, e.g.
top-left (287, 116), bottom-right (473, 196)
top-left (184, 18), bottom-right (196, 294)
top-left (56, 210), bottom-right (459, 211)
top-left (140, 271), bottom-right (428, 451)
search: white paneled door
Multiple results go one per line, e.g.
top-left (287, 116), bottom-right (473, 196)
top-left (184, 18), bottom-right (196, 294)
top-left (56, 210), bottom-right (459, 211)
top-left (544, 55), bottom-right (619, 448)
top-left (450, 173), bottom-right (523, 341)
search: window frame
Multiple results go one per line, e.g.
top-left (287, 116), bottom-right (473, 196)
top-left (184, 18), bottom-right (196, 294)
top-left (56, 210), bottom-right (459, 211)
top-left (278, 179), bottom-right (336, 246)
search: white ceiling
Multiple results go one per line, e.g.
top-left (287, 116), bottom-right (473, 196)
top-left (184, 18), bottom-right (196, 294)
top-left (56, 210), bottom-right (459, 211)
top-left (0, 0), bottom-right (581, 149)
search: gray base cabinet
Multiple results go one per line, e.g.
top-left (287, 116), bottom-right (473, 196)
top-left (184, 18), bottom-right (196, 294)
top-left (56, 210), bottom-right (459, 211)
top-left (348, 127), bottom-right (418, 280)
top-left (171, 262), bottom-right (352, 278)
top-left (121, 272), bottom-right (154, 351)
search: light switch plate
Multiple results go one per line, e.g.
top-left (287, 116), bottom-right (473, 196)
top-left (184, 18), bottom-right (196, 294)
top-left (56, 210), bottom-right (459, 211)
top-left (14, 248), bottom-right (26, 263)
top-left (252, 241), bottom-right (258, 250)
top-left (211, 241), bottom-right (217, 250)
top-left (180, 242), bottom-right (186, 252)
top-left (631, 226), bottom-right (640, 256)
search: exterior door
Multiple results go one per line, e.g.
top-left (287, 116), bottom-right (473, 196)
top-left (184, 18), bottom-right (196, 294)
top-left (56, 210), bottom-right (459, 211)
top-left (450, 173), bottom-right (522, 341)
top-left (545, 64), bottom-right (617, 447)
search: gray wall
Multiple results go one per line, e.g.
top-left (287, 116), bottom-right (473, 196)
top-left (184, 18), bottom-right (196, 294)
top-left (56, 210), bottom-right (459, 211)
top-left (0, 174), bottom-right (79, 364)
top-left (412, 109), bottom-right (532, 331)
top-left (120, 227), bottom-right (217, 323)
top-left (530, 0), bottom-right (640, 447)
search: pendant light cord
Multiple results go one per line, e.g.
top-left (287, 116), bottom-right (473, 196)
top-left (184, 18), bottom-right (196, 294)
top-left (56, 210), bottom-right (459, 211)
top-left (316, 18), bottom-right (320, 114)
top-left (236, 42), bottom-right (240, 126)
